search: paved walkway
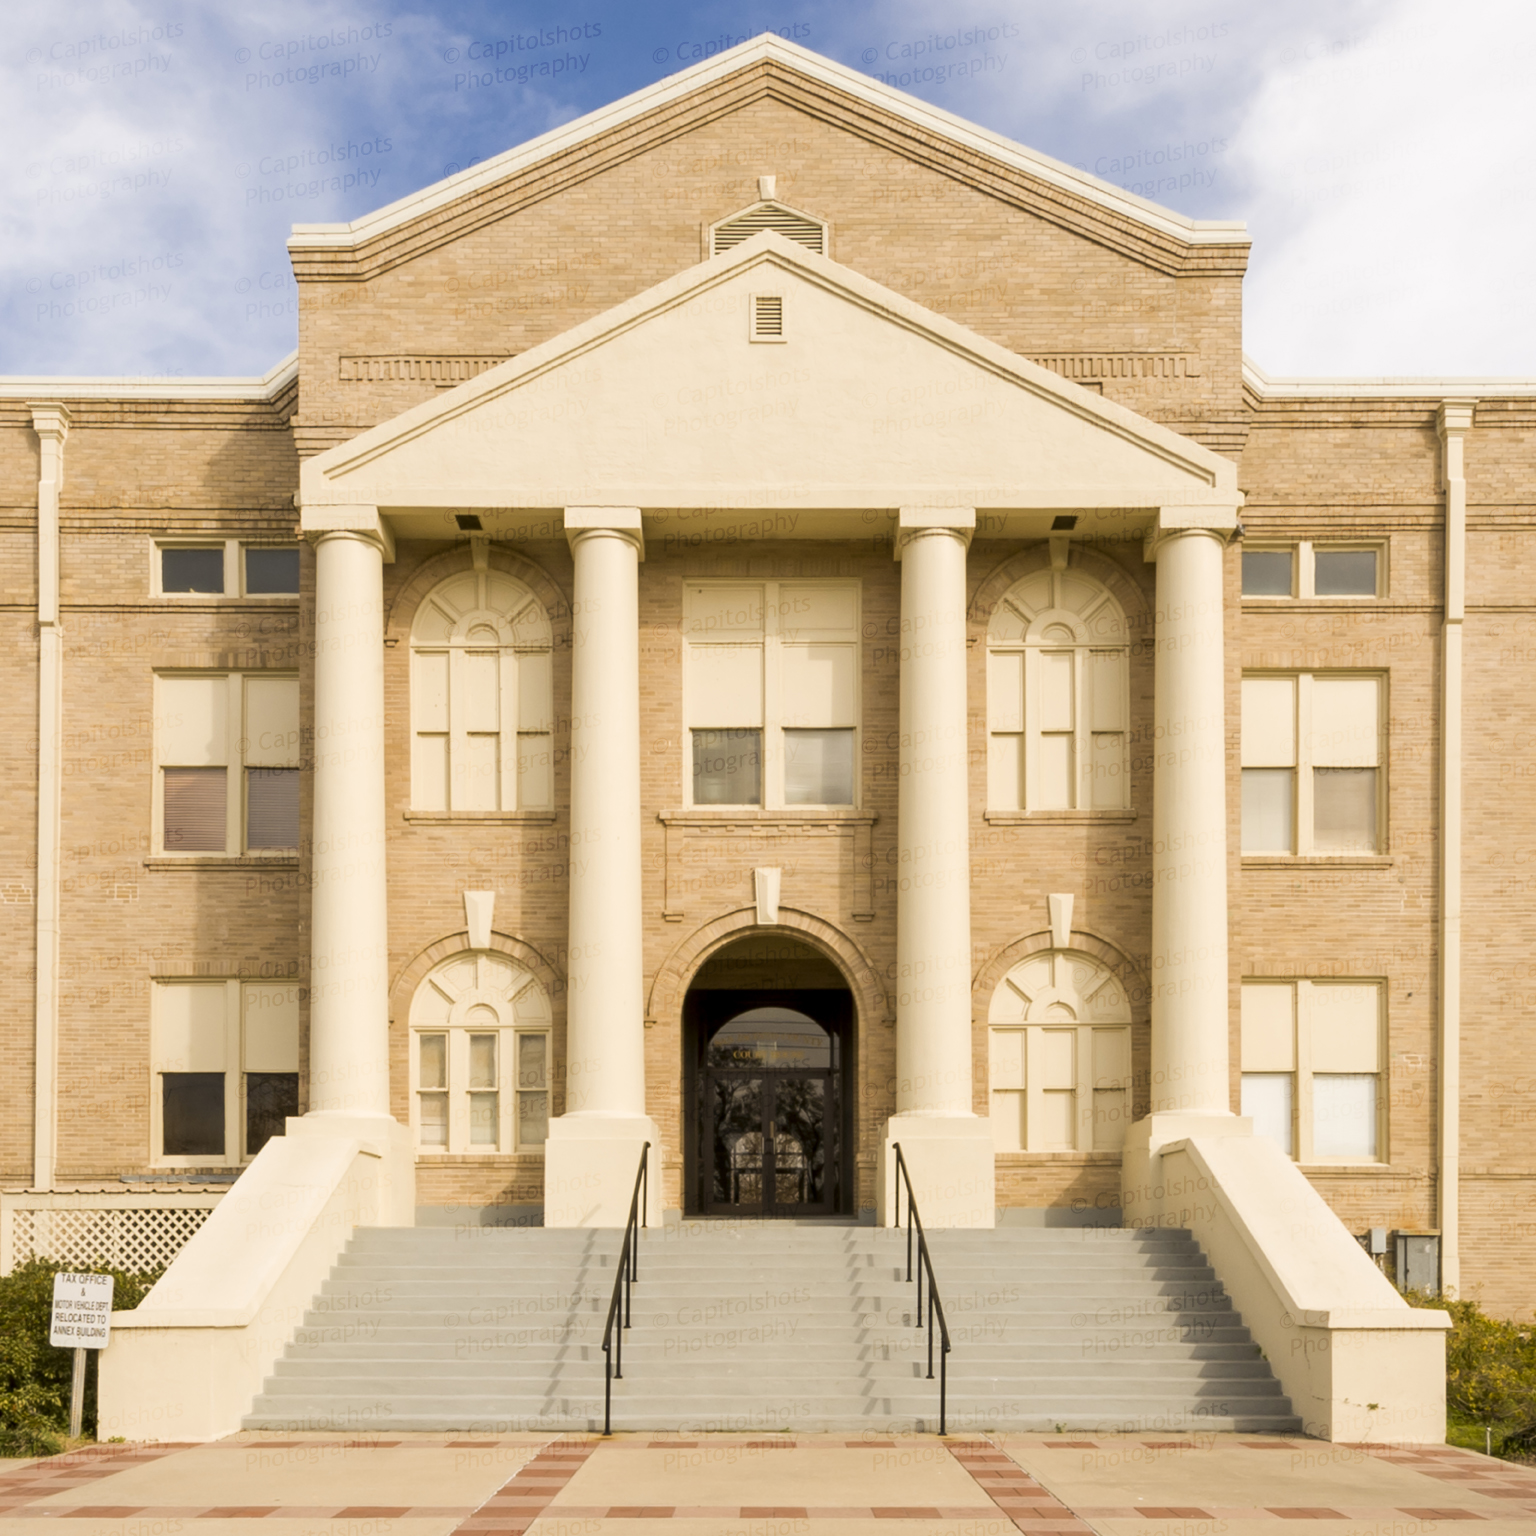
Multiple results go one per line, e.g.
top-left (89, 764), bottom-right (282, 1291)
top-left (1, 1432), bottom-right (1534, 1535)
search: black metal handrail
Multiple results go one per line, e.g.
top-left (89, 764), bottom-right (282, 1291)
top-left (891, 1142), bottom-right (952, 1435)
top-left (601, 1141), bottom-right (650, 1436)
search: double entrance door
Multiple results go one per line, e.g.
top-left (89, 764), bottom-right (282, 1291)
top-left (695, 994), bottom-right (846, 1217)
top-left (704, 1068), bottom-right (834, 1216)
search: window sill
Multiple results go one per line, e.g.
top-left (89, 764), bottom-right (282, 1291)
top-left (150, 595), bottom-right (300, 604)
top-left (403, 811), bottom-right (558, 824)
top-left (660, 808), bottom-right (877, 826)
top-left (993, 1151), bottom-right (1123, 1163)
top-left (413, 1151), bottom-right (547, 1162)
top-left (1242, 855), bottom-right (1394, 868)
top-left (1297, 1162), bottom-right (1399, 1174)
top-left (144, 855), bottom-right (299, 869)
top-left (985, 810), bottom-right (1138, 825)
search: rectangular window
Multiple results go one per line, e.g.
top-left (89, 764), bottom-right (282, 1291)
top-left (1242, 548), bottom-right (1294, 597)
top-left (244, 546), bottom-right (301, 595)
top-left (1240, 979), bottom-right (1383, 1164)
top-left (684, 581), bottom-right (859, 809)
top-left (1240, 541), bottom-right (1384, 600)
top-left (155, 673), bottom-right (299, 855)
top-left (1241, 673), bottom-right (1382, 854)
top-left (412, 1025), bottom-right (551, 1155)
top-left (153, 979), bottom-right (298, 1165)
top-left (156, 541), bottom-right (302, 599)
top-left (161, 546), bottom-right (225, 594)
top-left (988, 1023), bottom-right (1131, 1154)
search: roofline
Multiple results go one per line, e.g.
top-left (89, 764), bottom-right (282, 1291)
top-left (286, 34), bottom-right (1250, 254)
top-left (0, 351), bottom-right (298, 403)
top-left (1244, 355), bottom-right (1536, 400)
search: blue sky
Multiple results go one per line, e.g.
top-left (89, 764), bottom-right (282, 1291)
top-left (3, 0), bottom-right (1531, 378)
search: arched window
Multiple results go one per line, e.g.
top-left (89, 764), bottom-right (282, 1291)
top-left (408, 951), bottom-right (551, 1154)
top-left (987, 949), bottom-right (1132, 1153)
top-left (987, 566), bottom-right (1129, 811)
top-left (410, 569), bottom-right (552, 811)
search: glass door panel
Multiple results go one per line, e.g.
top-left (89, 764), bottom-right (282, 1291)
top-left (708, 1075), bottom-right (765, 1210)
top-left (769, 1075), bottom-right (827, 1210)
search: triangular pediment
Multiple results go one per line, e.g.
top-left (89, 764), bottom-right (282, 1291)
top-left (300, 232), bottom-right (1239, 540)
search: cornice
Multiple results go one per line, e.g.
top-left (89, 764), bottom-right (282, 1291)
top-left (0, 351), bottom-right (298, 405)
top-left (286, 40), bottom-right (1249, 282)
top-left (1243, 355), bottom-right (1536, 403)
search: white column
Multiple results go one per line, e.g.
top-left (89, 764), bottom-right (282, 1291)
top-left (544, 508), bottom-right (660, 1226)
top-left (308, 525), bottom-right (392, 1120)
top-left (880, 507), bottom-right (994, 1228)
top-left (1123, 512), bottom-right (1244, 1221)
top-left (30, 403), bottom-right (69, 1193)
top-left (1148, 526), bottom-right (1232, 1116)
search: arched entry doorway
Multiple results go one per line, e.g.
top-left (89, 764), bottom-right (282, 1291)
top-left (682, 936), bottom-right (854, 1217)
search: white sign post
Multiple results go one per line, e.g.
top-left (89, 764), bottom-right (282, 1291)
top-left (49, 1273), bottom-right (114, 1439)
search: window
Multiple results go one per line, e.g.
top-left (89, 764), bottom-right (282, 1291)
top-left (154, 673), bottom-right (300, 854)
top-left (155, 541), bottom-right (302, 597)
top-left (987, 950), bottom-right (1132, 1153)
top-left (987, 567), bottom-right (1129, 811)
top-left (683, 581), bottom-right (859, 809)
top-left (1242, 542), bottom-right (1383, 599)
top-left (408, 952), bottom-right (552, 1154)
top-left (151, 979), bottom-right (299, 1165)
top-left (1241, 980), bottom-right (1383, 1163)
top-left (1241, 674), bottom-right (1382, 854)
top-left (410, 569), bottom-right (552, 812)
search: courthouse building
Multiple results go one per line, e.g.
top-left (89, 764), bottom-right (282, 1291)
top-left (2, 35), bottom-right (1530, 1440)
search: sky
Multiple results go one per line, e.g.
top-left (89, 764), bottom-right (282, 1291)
top-left (2, 0), bottom-right (1531, 381)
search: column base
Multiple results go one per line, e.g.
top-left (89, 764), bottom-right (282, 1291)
top-left (543, 1114), bottom-right (663, 1227)
top-left (1119, 1111), bottom-right (1250, 1228)
top-left (878, 1115), bottom-right (995, 1228)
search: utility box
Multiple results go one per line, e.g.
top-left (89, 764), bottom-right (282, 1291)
top-left (1394, 1230), bottom-right (1441, 1294)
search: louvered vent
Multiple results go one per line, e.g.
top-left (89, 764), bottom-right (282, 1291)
top-left (712, 201), bottom-right (826, 255)
top-left (750, 295), bottom-right (785, 343)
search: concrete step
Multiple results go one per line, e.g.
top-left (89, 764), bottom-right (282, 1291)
top-left (244, 1222), bottom-right (1301, 1433)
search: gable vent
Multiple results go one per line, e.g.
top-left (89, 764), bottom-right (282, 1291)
top-left (750, 294), bottom-right (785, 343)
top-left (711, 200), bottom-right (826, 256)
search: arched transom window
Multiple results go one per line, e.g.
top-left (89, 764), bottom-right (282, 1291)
top-left (408, 951), bottom-right (551, 1154)
top-left (988, 949), bottom-right (1132, 1153)
top-left (987, 567), bottom-right (1129, 811)
top-left (410, 569), bottom-right (552, 811)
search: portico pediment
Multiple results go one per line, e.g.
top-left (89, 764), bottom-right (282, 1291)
top-left (299, 230), bottom-right (1240, 543)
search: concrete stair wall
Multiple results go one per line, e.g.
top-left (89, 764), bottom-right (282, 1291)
top-left (243, 1221), bottom-right (1301, 1433)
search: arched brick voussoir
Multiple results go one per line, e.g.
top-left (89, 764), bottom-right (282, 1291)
top-left (971, 927), bottom-right (1152, 1023)
top-left (646, 906), bottom-right (889, 1027)
top-left (968, 540), bottom-right (1153, 634)
top-left (384, 542), bottom-right (571, 641)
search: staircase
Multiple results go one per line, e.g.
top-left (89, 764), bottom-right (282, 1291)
top-left (243, 1221), bottom-right (1300, 1432)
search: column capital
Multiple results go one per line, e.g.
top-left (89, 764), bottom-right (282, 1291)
top-left (1143, 505), bottom-right (1239, 562)
top-left (1438, 398), bottom-right (1477, 440)
top-left (28, 402), bottom-right (72, 442)
top-left (300, 503), bottom-right (395, 562)
top-left (564, 505), bottom-right (644, 558)
top-left (895, 505), bottom-right (974, 559)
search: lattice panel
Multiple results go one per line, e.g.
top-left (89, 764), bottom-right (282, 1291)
top-left (14, 1206), bottom-right (213, 1273)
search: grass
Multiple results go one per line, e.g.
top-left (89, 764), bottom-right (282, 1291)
top-left (0, 1259), bottom-right (160, 1457)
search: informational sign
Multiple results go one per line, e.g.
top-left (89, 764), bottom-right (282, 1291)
top-left (49, 1272), bottom-right (114, 1350)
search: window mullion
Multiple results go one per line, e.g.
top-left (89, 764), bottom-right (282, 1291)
top-left (449, 1029), bottom-right (467, 1155)
top-left (448, 647), bottom-right (467, 812)
top-left (1296, 981), bottom-right (1314, 1162)
top-left (1299, 541), bottom-right (1315, 600)
top-left (499, 650), bottom-right (516, 812)
top-left (503, 1028), bottom-right (516, 1151)
top-left (1023, 1027), bottom-right (1041, 1153)
top-left (1023, 648), bottom-right (1039, 811)
top-left (763, 582), bottom-right (781, 808)
top-left (1074, 1025), bottom-right (1093, 1151)
top-left (228, 674), bottom-right (244, 855)
top-left (1072, 647), bottom-right (1086, 811)
top-left (1295, 673), bottom-right (1313, 855)
top-left (225, 979), bottom-right (241, 1165)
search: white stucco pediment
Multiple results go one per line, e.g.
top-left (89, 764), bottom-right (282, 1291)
top-left (300, 232), bottom-right (1239, 541)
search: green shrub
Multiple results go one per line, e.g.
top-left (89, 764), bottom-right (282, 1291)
top-left (0, 1259), bottom-right (160, 1456)
top-left (1406, 1289), bottom-right (1536, 1458)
